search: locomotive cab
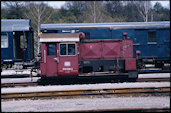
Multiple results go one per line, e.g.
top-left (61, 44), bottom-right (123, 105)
top-left (39, 33), bottom-right (80, 77)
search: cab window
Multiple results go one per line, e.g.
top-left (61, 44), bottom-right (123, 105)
top-left (68, 44), bottom-right (75, 55)
top-left (47, 43), bottom-right (56, 56)
top-left (60, 43), bottom-right (76, 56)
top-left (60, 44), bottom-right (66, 55)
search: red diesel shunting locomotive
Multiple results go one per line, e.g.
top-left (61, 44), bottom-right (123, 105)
top-left (39, 32), bottom-right (138, 79)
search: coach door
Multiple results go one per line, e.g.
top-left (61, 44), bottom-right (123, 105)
top-left (57, 43), bottom-right (79, 76)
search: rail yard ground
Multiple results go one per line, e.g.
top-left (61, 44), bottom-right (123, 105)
top-left (2, 96), bottom-right (170, 112)
top-left (1, 81), bottom-right (170, 112)
top-left (1, 72), bottom-right (170, 112)
top-left (1, 73), bottom-right (170, 87)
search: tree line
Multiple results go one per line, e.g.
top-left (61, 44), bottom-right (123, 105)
top-left (2, 1), bottom-right (170, 22)
top-left (1, 1), bottom-right (170, 54)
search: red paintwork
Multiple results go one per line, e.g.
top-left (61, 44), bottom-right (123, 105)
top-left (79, 32), bottom-right (85, 40)
top-left (57, 43), bottom-right (79, 76)
top-left (46, 55), bottom-right (58, 76)
top-left (122, 40), bottom-right (133, 58)
top-left (40, 33), bottom-right (137, 77)
top-left (101, 41), bottom-right (121, 58)
top-left (123, 32), bottom-right (127, 40)
top-left (40, 43), bottom-right (58, 77)
top-left (57, 57), bottom-right (79, 76)
top-left (80, 39), bottom-right (132, 60)
top-left (125, 58), bottom-right (137, 70)
top-left (46, 43), bottom-right (58, 77)
top-left (80, 42), bottom-right (101, 59)
top-left (136, 50), bottom-right (141, 60)
top-left (40, 43), bottom-right (79, 77)
top-left (40, 43), bottom-right (46, 76)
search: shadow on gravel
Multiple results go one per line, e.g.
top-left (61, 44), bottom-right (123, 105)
top-left (37, 75), bottom-right (135, 86)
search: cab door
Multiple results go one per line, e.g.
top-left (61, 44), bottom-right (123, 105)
top-left (57, 43), bottom-right (78, 76)
top-left (46, 43), bottom-right (58, 76)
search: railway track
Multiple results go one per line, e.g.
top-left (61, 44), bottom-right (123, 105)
top-left (59, 107), bottom-right (170, 112)
top-left (1, 86), bottom-right (170, 101)
top-left (137, 77), bottom-right (170, 82)
top-left (1, 77), bottom-right (170, 88)
top-left (1, 82), bottom-right (38, 87)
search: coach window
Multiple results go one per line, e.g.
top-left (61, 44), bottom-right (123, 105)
top-left (47, 43), bottom-right (56, 56)
top-left (1, 34), bottom-right (8, 48)
top-left (20, 35), bottom-right (24, 49)
top-left (60, 43), bottom-right (76, 56)
top-left (148, 31), bottom-right (156, 43)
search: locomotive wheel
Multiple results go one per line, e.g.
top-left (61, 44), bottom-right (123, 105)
top-left (128, 78), bottom-right (137, 82)
top-left (155, 61), bottom-right (164, 69)
top-left (128, 71), bottom-right (138, 79)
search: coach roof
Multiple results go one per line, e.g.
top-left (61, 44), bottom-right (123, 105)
top-left (41, 21), bottom-right (170, 30)
top-left (1, 19), bottom-right (31, 32)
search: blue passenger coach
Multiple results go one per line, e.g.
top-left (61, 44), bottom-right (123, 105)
top-left (40, 21), bottom-right (170, 69)
top-left (1, 19), bottom-right (34, 68)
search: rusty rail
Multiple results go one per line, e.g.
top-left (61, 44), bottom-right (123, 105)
top-left (1, 86), bottom-right (170, 101)
top-left (1, 82), bottom-right (38, 87)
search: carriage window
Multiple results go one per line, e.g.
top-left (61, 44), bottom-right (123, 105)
top-left (60, 43), bottom-right (76, 56)
top-left (47, 43), bottom-right (56, 56)
top-left (1, 35), bottom-right (8, 48)
top-left (148, 31), bottom-right (156, 43)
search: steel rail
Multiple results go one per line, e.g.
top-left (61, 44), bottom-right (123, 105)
top-left (58, 107), bottom-right (170, 112)
top-left (1, 82), bottom-right (38, 87)
top-left (1, 86), bottom-right (170, 101)
top-left (137, 77), bottom-right (170, 82)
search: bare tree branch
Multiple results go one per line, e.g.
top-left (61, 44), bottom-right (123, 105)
top-left (24, 2), bottom-right (53, 54)
top-left (134, 1), bottom-right (151, 22)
